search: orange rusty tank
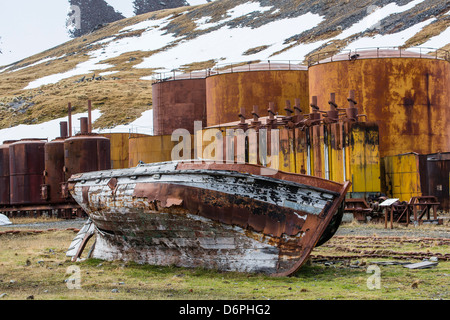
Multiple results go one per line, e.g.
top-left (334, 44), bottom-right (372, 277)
top-left (308, 48), bottom-right (450, 158)
top-left (206, 63), bottom-right (309, 127)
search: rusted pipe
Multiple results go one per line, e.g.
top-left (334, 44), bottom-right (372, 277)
top-left (60, 121), bottom-right (68, 138)
top-left (294, 98), bottom-right (302, 115)
top-left (80, 117), bottom-right (89, 135)
top-left (265, 102), bottom-right (276, 128)
top-left (346, 90), bottom-right (359, 121)
top-left (238, 107), bottom-right (248, 130)
top-left (68, 103), bottom-right (72, 137)
top-left (88, 100), bottom-right (92, 133)
top-left (325, 93), bottom-right (339, 123)
top-left (251, 105), bottom-right (261, 128)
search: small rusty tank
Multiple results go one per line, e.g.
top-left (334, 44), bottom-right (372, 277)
top-left (152, 71), bottom-right (207, 136)
top-left (9, 139), bottom-right (47, 205)
top-left (63, 118), bottom-right (111, 195)
top-left (0, 140), bottom-right (18, 206)
top-left (41, 122), bottom-right (69, 204)
top-left (206, 62), bottom-right (309, 127)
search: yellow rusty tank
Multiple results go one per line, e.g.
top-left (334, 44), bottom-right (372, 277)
top-left (206, 63), bottom-right (309, 127)
top-left (308, 48), bottom-right (450, 158)
top-left (128, 134), bottom-right (194, 167)
top-left (381, 152), bottom-right (425, 202)
top-left (100, 133), bottom-right (149, 169)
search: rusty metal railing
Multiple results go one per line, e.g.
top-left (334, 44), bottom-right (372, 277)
top-left (152, 60), bottom-right (306, 83)
top-left (307, 46), bottom-right (450, 66)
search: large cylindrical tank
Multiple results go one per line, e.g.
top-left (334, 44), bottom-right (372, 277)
top-left (152, 75), bottom-right (207, 136)
top-left (9, 139), bottom-right (47, 205)
top-left (0, 140), bottom-right (18, 206)
top-left (206, 63), bottom-right (309, 127)
top-left (308, 49), bottom-right (450, 157)
top-left (64, 118), bottom-right (111, 181)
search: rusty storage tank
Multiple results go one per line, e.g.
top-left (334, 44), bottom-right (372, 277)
top-left (206, 62), bottom-right (309, 127)
top-left (9, 139), bottom-right (47, 205)
top-left (424, 152), bottom-right (450, 211)
top-left (152, 71), bottom-right (207, 136)
top-left (64, 117), bottom-right (111, 183)
top-left (42, 122), bottom-right (69, 204)
top-left (0, 140), bottom-right (18, 206)
top-left (308, 48), bottom-right (450, 158)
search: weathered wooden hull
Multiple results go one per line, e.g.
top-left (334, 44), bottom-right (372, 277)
top-left (67, 161), bottom-right (350, 276)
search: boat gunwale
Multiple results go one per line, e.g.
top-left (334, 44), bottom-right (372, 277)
top-left (68, 161), bottom-right (346, 196)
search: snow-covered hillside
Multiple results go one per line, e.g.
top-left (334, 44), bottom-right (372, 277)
top-left (10, 0), bottom-right (450, 89)
top-left (0, 0), bottom-right (449, 141)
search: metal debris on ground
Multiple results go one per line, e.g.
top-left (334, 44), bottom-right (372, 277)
top-left (403, 261), bottom-right (439, 269)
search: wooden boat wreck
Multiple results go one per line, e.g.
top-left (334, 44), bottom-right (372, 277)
top-left (66, 161), bottom-right (350, 277)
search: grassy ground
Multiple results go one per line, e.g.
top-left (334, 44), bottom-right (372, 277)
top-left (0, 218), bottom-right (448, 301)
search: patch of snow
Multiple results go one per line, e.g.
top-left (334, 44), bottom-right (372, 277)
top-left (24, 16), bottom-right (176, 89)
top-left (420, 25), bottom-right (450, 50)
top-left (104, 0), bottom-right (135, 18)
top-left (194, 1), bottom-right (273, 30)
top-left (187, 0), bottom-right (210, 5)
top-left (94, 109), bottom-right (153, 136)
top-left (137, 12), bottom-right (324, 73)
top-left (0, 110), bottom-right (102, 143)
top-left (0, 109), bottom-right (154, 144)
top-left (99, 70), bottom-right (119, 76)
top-left (337, 0), bottom-right (427, 39)
top-left (8, 55), bottom-right (65, 73)
top-left (226, 2), bottom-right (273, 20)
top-left (24, 59), bottom-right (113, 90)
top-left (120, 15), bottom-right (174, 33)
top-left (344, 17), bottom-right (435, 51)
top-left (0, 214), bottom-right (12, 226)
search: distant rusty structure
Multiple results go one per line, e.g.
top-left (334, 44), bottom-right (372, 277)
top-left (205, 62), bottom-right (309, 127)
top-left (152, 71), bottom-right (208, 135)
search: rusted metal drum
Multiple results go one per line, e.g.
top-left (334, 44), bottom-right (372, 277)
top-left (9, 139), bottom-right (47, 205)
top-left (0, 140), bottom-right (18, 206)
top-left (43, 138), bottom-right (66, 203)
top-left (42, 122), bottom-right (69, 203)
top-left (152, 77), bottom-right (207, 136)
top-left (308, 49), bottom-right (450, 158)
top-left (64, 133), bottom-right (111, 181)
top-left (425, 152), bottom-right (450, 211)
top-left (206, 63), bottom-right (309, 127)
